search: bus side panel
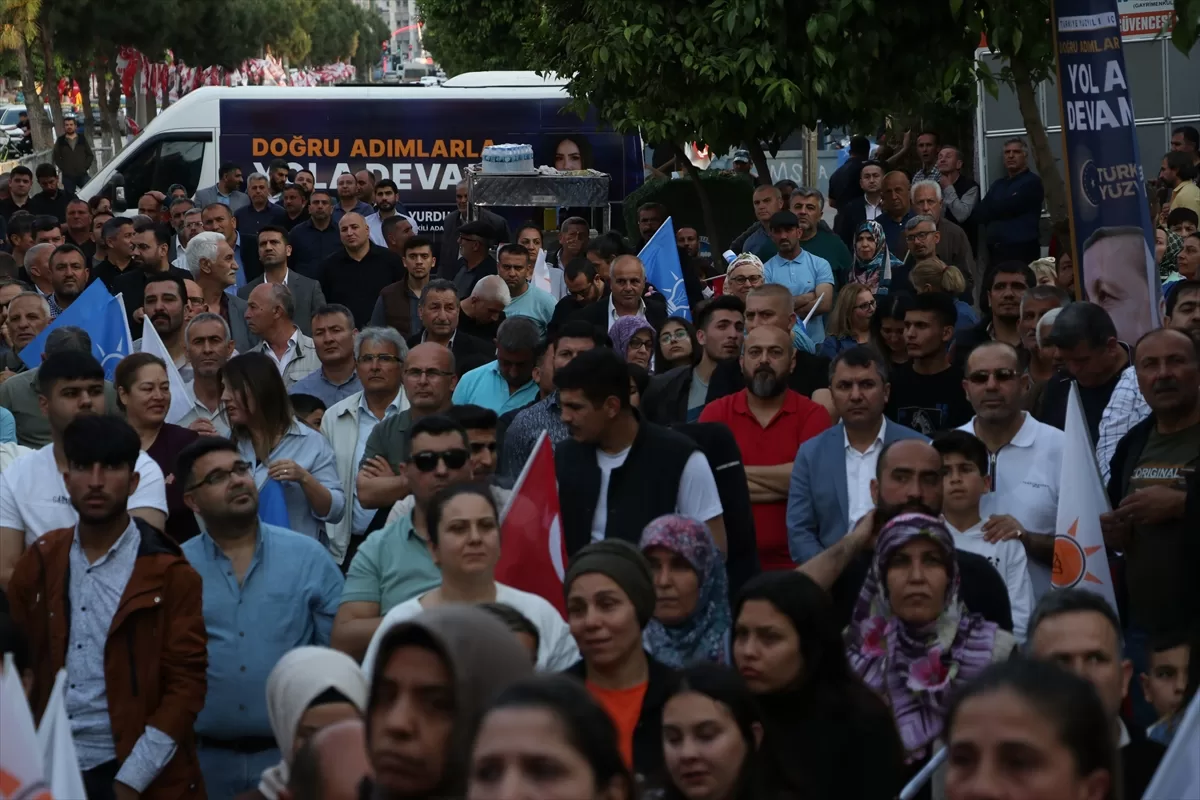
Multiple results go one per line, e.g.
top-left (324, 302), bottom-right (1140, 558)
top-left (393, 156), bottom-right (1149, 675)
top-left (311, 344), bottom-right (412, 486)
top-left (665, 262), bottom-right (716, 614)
top-left (218, 97), bottom-right (642, 237)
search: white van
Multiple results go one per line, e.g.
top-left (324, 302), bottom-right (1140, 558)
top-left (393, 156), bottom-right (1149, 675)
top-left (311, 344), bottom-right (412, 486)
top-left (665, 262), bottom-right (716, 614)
top-left (81, 71), bottom-right (642, 232)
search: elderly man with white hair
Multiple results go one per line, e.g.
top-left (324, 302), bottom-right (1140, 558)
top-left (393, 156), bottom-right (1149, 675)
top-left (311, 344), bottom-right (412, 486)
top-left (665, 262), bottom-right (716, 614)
top-left (22, 242), bottom-right (55, 298)
top-left (457, 274), bottom-right (511, 343)
top-left (245, 282), bottom-right (321, 387)
top-left (234, 171), bottom-right (288, 241)
top-left (320, 326), bottom-right (410, 566)
top-left (186, 230), bottom-right (258, 353)
top-left (909, 179), bottom-right (977, 294)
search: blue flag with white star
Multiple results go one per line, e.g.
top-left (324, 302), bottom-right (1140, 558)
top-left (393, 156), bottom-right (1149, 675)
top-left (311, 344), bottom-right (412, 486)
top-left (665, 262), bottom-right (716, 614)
top-left (638, 216), bottom-right (691, 321)
top-left (20, 281), bottom-right (133, 379)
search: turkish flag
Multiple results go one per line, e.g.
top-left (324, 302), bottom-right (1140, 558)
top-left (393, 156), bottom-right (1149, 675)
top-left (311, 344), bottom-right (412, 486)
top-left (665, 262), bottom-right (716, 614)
top-left (497, 431), bottom-right (568, 618)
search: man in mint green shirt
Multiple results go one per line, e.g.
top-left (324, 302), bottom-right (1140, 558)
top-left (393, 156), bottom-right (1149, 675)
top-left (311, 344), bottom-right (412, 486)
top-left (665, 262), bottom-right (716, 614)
top-left (329, 414), bottom-right (474, 659)
top-left (498, 242), bottom-right (557, 335)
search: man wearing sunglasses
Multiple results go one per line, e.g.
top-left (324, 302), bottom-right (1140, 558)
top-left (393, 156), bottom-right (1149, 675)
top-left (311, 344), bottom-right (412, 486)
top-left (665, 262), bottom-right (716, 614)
top-left (955, 340), bottom-right (1063, 599)
top-left (332, 414), bottom-right (475, 660)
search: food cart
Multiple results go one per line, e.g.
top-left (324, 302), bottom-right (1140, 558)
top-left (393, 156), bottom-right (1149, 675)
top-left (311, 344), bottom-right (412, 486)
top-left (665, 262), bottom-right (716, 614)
top-left (464, 164), bottom-right (614, 234)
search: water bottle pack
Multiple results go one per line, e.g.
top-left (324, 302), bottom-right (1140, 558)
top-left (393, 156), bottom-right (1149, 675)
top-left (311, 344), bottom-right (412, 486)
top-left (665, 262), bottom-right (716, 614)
top-left (481, 143), bottom-right (535, 173)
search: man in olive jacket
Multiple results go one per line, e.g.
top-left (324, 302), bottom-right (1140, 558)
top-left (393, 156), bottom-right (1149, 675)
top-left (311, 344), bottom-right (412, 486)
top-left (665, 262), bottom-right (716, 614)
top-left (7, 415), bottom-right (207, 799)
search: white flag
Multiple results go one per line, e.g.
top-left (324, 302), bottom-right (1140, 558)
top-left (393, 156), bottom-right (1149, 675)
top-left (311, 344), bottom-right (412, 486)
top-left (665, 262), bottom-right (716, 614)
top-left (1052, 382), bottom-right (1119, 614)
top-left (141, 316), bottom-right (193, 424)
top-left (36, 670), bottom-right (85, 800)
top-left (0, 652), bottom-right (49, 799)
top-left (531, 247), bottom-right (553, 296)
top-left (1142, 690), bottom-right (1200, 799)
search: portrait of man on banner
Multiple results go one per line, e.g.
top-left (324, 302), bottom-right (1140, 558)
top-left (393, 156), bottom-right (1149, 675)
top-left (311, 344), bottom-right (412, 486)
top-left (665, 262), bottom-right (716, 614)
top-left (1081, 225), bottom-right (1160, 343)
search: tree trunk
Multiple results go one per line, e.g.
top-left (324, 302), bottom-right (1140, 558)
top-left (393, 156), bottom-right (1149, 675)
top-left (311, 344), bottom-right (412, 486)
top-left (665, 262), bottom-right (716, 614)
top-left (96, 68), bottom-right (113, 156)
top-left (1010, 56), bottom-right (1069, 237)
top-left (75, 66), bottom-right (93, 139)
top-left (16, 39), bottom-right (52, 152)
top-left (106, 61), bottom-right (124, 155)
top-left (747, 139), bottom-right (772, 186)
top-left (38, 14), bottom-right (65, 136)
top-left (681, 145), bottom-right (722, 255)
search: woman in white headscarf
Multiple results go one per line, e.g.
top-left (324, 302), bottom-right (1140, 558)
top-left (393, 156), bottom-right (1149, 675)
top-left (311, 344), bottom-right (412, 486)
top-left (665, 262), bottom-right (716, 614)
top-left (245, 646), bottom-right (369, 800)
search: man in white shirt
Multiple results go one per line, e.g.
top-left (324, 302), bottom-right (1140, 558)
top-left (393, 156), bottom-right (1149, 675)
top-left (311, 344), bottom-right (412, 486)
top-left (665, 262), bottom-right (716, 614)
top-left (0, 350), bottom-right (168, 589)
top-left (361, 483), bottom-right (578, 675)
top-left (956, 341), bottom-right (1063, 598)
top-left (245, 282), bottom-right (320, 387)
top-left (934, 430), bottom-right (1034, 640)
top-left (788, 347), bottom-right (926, 563)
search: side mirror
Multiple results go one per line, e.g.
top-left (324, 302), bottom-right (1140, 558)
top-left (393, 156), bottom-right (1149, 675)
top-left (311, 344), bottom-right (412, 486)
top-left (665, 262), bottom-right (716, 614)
top-left (108, 173), bottom-right (126, 210)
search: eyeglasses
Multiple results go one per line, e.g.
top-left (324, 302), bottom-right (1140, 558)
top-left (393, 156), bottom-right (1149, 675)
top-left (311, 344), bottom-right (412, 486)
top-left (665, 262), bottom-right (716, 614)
top-left (728, 274), bottom-right (764, 286)
top-left (470, 441), bottom-right (497, 454)
top-left (186, 296), bottom-right (206, 307)
top-left (659, 329), bottom-right (690, 345)
top-left (358, 353), bottom-right (402, 366)
top-left (188, 460), bottom-right (252, 490)
top-left (966, 368), bottom-right (1019, 385)
top-left (409, 448), bottom-right (470, 472)
top-left (403, 367), bottom-right (454, 380)
top-left (856, 300), bottom-right (877, 312)
top-left (627, 338), bottom-right (654, 352)
top-left (905, 231), bottom-right (935, 242)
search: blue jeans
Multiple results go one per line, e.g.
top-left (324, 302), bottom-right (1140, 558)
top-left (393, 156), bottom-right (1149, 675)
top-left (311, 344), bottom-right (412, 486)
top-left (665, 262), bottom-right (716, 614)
top-left (197, 745), bottom-right (280, 799)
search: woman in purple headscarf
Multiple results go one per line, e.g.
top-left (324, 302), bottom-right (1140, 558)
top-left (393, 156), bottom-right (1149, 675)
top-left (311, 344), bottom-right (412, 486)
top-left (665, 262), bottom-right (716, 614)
top-left (609, 315), bottom-right (657, 371)
top-left (844, 513), bottom-right (1016, 780)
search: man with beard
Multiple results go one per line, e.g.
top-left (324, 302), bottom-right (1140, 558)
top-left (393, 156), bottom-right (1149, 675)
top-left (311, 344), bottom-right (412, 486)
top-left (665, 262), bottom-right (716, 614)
top-left (700, 325), bottom-right (831, 570)
top-left (1095, 280), bottom-right (1200, 483)
top-left (178, 436), bottom-right (344, 798)
top-left (763, 211), bottom-right (835, 341)
top-left (137, 274), bottom-right (193, 381)
top-left (114, 220), bottom-right (193, 331)
top-left (365, 179), bottom-right (410, 246)
top-left (643, 294), bottom-right (745, 424)
top-left (267, 158), bottom-right (291, 202)
top-left (6, 414), bottom-right (204, 798)
top-left (45, 244), bottom-right (89, 319)
top-left (279, 183), bottom-right (309, 230)
top-left (798, 437), bottom-right (1014, 631)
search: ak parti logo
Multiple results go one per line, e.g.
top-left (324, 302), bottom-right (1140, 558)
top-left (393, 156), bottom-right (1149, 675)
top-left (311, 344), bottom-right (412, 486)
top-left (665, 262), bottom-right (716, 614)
top-left (1053, 518), bottom-right (1106, 588)
top-left (0, 769), bottom-right (52, 800)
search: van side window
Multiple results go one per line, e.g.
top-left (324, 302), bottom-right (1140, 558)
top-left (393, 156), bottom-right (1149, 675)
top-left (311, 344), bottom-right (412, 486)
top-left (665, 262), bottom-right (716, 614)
top-left (113, 138), bottom-right (207, 204)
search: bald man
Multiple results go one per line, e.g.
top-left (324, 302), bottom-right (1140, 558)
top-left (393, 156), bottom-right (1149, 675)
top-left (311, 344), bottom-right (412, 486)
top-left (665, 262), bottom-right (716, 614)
top-left (700, 324), bottom-right (832, 571)
top-left (283, 719), bottom-right (371, 800)
top-left (877, 171), bottom-right (914, 257)
top-left (573, 254), bottom-right (668, 332)
top-left (319, 212), bottom-right (406, 327)
top-left (799, 437), bottom-right (1015, 630)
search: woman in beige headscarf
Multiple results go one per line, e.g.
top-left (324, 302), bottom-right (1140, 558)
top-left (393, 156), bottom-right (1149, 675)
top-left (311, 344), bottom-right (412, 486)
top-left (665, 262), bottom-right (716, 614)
top-left (243, 646), bottom-right (369, 800)
top-left (362, 605), bottom-right (534, 800)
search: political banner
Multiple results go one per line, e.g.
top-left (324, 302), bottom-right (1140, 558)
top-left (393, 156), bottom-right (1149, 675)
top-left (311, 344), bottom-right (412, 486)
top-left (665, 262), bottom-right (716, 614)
top-left (1051, 0), bottom-right (1162, 344)
top-left (639, 216), bottom-right (692, 321)
top-left (20, 284), bottom-right (134, 380)
top-left (219, 97), bottom-right (643, 235)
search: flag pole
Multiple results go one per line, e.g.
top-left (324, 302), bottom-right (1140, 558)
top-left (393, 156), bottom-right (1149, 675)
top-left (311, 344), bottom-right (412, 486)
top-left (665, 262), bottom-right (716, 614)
top-left (499, 429), bottom-right (549, 523)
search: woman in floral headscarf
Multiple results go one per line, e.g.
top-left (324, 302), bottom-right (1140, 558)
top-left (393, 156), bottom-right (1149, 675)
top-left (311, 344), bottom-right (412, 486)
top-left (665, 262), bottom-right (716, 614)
top-left (609, 316), bottom-right (657, 371)
top-left (638, 514), bottom-right (731, 667)
top-left (844, 513), bottom-right (1016, 774)
top-left (1157, 226), bottom-right (1184, 281)
top-left (850, 220), bottom-right (904, 294)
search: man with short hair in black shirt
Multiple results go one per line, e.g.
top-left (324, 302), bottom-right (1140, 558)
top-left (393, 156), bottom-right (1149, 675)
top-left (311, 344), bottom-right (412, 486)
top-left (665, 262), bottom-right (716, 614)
top-left (317, 212), bottom-right (405, 328)
top-left (885, 291), bottom-right (973, 435)
top-left (28, 164), bottom-right (74, 223)
top-left (1041, 301), bottom-right (1131, 440)
top-left (0, 166), bottom-right (34, 221)
top-left (91, 216), bottom-right (137, 292)
top-left (705, 283), bottom-right (833, 417)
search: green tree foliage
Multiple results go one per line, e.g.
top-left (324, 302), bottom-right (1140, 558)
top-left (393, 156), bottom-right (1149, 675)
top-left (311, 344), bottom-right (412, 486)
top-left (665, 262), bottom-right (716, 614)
top-left (417, 0), bottom-right (534, 75)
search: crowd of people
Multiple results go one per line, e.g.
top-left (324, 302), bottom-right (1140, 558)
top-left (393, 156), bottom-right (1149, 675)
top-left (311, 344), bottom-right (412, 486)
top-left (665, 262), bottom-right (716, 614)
top-left (0, 127), bottom-right (1197, 800)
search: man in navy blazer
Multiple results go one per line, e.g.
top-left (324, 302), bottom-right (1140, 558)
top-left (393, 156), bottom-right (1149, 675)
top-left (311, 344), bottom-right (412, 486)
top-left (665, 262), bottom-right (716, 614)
top-left (787, 347), bottom-right (926, 563)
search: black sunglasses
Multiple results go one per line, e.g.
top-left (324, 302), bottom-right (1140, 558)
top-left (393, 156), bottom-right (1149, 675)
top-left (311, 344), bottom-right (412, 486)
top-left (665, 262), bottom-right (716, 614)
top-left (409, 448), bottom-right (470, 472)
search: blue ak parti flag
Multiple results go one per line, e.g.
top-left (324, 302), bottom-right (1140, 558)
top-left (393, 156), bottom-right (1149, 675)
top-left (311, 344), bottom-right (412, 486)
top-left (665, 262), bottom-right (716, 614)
top-left (20, 282), bottom-right (133, 380)
top-left (637, 216), bottom-right (691, 321)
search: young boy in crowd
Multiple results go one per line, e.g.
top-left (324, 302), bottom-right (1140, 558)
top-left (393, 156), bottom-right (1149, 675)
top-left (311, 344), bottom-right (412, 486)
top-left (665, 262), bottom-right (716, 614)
top-left (933, 431), bottom-right (1034, 641)
top-left (291, 393), bottom-right (327, 430)
top-left (1142, 633), bottom-right (1191, 745)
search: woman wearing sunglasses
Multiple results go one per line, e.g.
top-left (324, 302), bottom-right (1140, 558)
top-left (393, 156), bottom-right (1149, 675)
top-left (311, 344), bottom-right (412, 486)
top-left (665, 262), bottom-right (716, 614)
top-left (361, 483), bottom-right (579, 676)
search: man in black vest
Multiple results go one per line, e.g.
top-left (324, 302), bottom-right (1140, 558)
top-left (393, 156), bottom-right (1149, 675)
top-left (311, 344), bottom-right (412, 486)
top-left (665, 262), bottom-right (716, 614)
top-left (553, 348), bottom-right (726, 557)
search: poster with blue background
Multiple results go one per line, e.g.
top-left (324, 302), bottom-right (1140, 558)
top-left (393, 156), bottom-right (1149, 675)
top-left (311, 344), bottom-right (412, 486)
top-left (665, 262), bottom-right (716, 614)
top-left (1051, 0), bottom-right (1162, 343)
